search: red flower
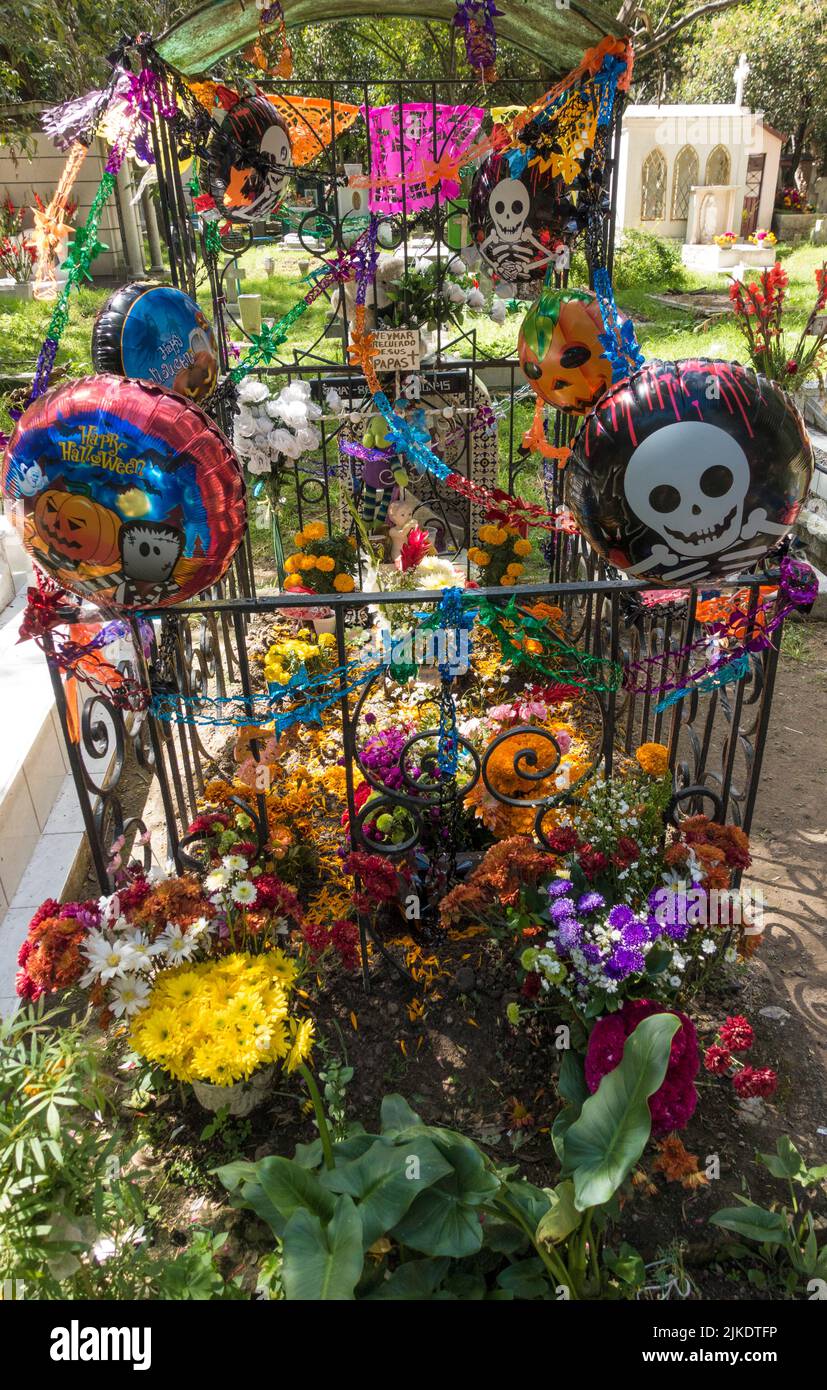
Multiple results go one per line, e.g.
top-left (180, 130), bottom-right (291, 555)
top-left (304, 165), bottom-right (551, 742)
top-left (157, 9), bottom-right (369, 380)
top-left (704, 1043), bottom-right (733, 1075)
top-left (399, 526), bottom-right (432, 573)
top-left (546, 826), bottom-right (579, 854)
top-left (343, 851), bottom-right (405, 912)
top-left (613, 835), bottom-right (640, 867)
top-left (521, 971), bottom-right (541, 1000)
top-left (719, 1015), bottom-right (754, 1053)
top-left (578, 847), bottom-right (609, 880)
top-left (732, 1066), bottom-right (777, 1099)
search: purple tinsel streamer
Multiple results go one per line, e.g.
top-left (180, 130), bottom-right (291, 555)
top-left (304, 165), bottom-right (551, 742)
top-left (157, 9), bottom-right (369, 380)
top-left (41, 70), bottom-right (132, 150)
top-left (624, 556), bottom-right (817, 701)
top-left (339, 440), bottom-right (394, 464)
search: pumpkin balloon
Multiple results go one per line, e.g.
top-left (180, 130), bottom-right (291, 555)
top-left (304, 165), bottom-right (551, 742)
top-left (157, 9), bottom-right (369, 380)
top-left (92, 282), bottom-right (218, 404)
top-left (203, 95), bottom-right (292, 224)
top-left (565, 360), bottom-right (814, 587)
top-left (468, 149), bottom-right (568, 300)
top-left (518, 287), bottom-right (616, 414)
top-left (2, 376), bottom-right (246, 608)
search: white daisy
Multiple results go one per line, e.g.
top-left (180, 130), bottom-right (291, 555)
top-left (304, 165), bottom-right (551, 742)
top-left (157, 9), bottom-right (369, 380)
top-left (156, 922), bottom-right (198, 963)
top-left (110, 975), bottom-right (151, 1018)
top-left (120, 930), bottom-right (164, 972)
top-left (701, 938), bottom-right (717, 955)
top-left (205, 867), bottom-right (230, 892)
top-left (230, 880), bottom-right (257, 906)
top-left (82, 932), bottom-right (138, 982)
top-left (222, 854), bottom-right (249, 873)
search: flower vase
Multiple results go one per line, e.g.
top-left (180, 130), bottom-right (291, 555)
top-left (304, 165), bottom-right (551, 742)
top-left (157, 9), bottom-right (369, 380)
top-left (311, 614), bottom-right (336, 636)
top-left (192, 1065), bottom-right (274, 1116)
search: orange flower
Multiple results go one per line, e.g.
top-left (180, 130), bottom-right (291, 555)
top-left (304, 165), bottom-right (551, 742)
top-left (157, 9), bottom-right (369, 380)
top-left (635, 742), bottom-right (670, 777)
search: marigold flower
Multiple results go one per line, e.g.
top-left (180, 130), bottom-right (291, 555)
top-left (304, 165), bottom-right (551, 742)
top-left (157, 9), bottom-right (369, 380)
top-left (635, 742), bottom-right (670, 777)
top-left (333, 572), bottom-right (355, 592)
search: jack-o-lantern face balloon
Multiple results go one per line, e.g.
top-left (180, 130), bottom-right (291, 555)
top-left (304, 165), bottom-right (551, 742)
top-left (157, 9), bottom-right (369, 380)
top-left (33, 489), bottom-right (121, 571)
top-left (565, 359), bottom-right (814, 587)
top-left (204, 96), bottom-right (292, 224)
top-left (518, 288), bottom-right (614, 414)
top-left (2, 376), bottom-right (246, 609)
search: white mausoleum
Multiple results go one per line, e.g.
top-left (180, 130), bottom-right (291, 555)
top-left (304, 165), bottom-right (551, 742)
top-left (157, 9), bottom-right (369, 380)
top-left (615, 57), bottom-right (784, 274)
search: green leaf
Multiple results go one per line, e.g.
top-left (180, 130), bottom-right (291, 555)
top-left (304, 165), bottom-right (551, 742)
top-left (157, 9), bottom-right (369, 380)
top-left (558, 1050), bottom-right (589, 1107)
top-left (496, 1257), bottom-right (551, 1299)
top-left (320, 1137), bottom-right (452, 1248)
top-left (379, 1094), bottom-right (424, 1135)
top-left (561, 1013), bottom-right (681, 1211)
top-left (366, 1257), bottom-right (451, 1299)
top-left (759, 1135), bottom-right (803, 1180)
top-left (390, 1180), bottom-right (486, 1258)
top-left (709, 1206), bottom-right (788, 1246)
top-left (282, 1195), bottom-right (364, 1300)
top-left (258, 1157), bottom-right (337, 1225)
top-left (535, 1180), bottom-right (580, 1246)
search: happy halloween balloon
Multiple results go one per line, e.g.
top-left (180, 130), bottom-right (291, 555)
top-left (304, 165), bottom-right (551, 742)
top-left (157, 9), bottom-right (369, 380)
top-left (565, 360), bottom-right (813, 586)
top-left (468, 149), bottom-right (568, 299)
top-left (92, 282), bottom-right (218, 404)
top-left (2, 376), bottom-right (246, 608)
top-left (518, 287), bottom-right (617, 414)
top-left (203, 95), bottom-right (292, 224)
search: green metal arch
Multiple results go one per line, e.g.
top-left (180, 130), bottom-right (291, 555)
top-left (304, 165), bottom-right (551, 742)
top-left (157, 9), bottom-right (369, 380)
top-left (157, 0), bottom-right (626, 79)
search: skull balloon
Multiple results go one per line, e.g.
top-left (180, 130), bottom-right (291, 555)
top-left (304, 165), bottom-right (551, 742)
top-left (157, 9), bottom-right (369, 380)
top-left (468, 150), bottom-right (569, 300)
top-left (565, 359), bottom-right (814, 586)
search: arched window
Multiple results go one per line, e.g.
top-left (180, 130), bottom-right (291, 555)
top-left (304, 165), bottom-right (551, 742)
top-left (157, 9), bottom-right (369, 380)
top-left (640, 148), bottom-right (667, 221)
top-left (705, 144), bottom-right (731, 185)
top-left (671, 145), bottom-right (699, 219)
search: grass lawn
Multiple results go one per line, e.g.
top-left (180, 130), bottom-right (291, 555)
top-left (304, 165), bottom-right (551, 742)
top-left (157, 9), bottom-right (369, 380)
top-left (2, 238), bottom-right (823, 565)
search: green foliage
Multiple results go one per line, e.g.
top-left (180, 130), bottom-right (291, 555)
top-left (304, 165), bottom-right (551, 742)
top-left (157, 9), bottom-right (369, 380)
top-left (710, 1136), bottom-right (827, 1295)
top-left (219, 1014), bottom-right (676, 1300)
top-left (613, 231), bottom-right (686, 293)
top-left (0, 1005), bottom-right (241, 1300)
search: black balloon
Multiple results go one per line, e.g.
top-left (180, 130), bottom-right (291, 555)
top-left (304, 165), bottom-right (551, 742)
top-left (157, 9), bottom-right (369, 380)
top-left (468, 149), bottom-right (569, 300)
top-left (565, 359), bottom-right (814, 586)
top-left (92, 282), bottom-right (218, 404)
top-left (203, 95), bottom-right (292, 224)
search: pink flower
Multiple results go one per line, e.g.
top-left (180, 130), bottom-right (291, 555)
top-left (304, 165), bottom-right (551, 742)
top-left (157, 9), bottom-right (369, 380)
top-left (517, 699), bottom-right (548, 722)
top-left (489, 703), bottom-right (517, 725)
top-left (585, 999), bottom-right (699, 1135)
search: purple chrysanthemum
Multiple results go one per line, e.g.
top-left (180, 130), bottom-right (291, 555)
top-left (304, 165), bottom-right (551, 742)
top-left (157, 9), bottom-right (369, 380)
top-left (605, 944), bottom-right (645, 979)
top-left (556, 918), bottom-right (583, 951)
top-left (548, 879), bottom-right (574, 899)
top-left (577, 891), bottom-right (605, 914)
top-left (621, 920), bottom-right (649, 947)
top-left (550, 896), bottom-right (577, 922)
top-left (581, 943), bottom-right (603, 965)
top-left (607, 904), bottom-right (635, 930)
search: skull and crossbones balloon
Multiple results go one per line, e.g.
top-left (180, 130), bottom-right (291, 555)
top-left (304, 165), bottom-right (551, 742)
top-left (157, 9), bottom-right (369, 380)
top-left (469, 151), bottom-right (569, 300)
top-left (565, 360), bottom-right (814, 586)
top-left (204, 96), bottom-right (293, 225)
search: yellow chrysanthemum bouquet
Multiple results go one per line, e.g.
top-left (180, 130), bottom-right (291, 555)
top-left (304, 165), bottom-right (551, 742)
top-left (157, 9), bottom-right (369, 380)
top-left (263, 627), bottom-right (337, 688)
top-left (468, 523), bottom-right (532, 587)
top-left (130, 951), bottom-right (314, 1088)
top-left (283, 520), bottom-right (358, 595)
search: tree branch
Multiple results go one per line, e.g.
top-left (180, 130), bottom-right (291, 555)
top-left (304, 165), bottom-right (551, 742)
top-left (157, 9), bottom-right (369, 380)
top-left (635, 0), bottom-right (753, 59)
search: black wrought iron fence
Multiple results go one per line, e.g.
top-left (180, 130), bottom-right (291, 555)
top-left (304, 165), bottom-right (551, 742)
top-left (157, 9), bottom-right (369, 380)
top-left (42, 565), bottom-right (784, 903)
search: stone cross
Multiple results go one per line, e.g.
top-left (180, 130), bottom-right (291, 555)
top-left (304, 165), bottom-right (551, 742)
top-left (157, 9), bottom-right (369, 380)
top-left (733, 52), bottom-right (750, 107)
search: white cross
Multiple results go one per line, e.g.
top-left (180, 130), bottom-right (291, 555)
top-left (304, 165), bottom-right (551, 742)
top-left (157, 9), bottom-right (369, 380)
top-left (733, 52), bottom-right (750, 107)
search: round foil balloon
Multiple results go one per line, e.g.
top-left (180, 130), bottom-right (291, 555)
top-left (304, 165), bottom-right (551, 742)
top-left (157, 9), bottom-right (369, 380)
top-left (2, 377), bottom-right (246, 608)
top-left (565, 360), bottom-right (813, 586)
top-left (203, 95), bottom-right (292, 223)
top-left (469, 149), bottom-right (567, 299)
top-left (518, 287), bottom-right (616, 414)
top-left (92, 282), bottom-right (218, 404)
